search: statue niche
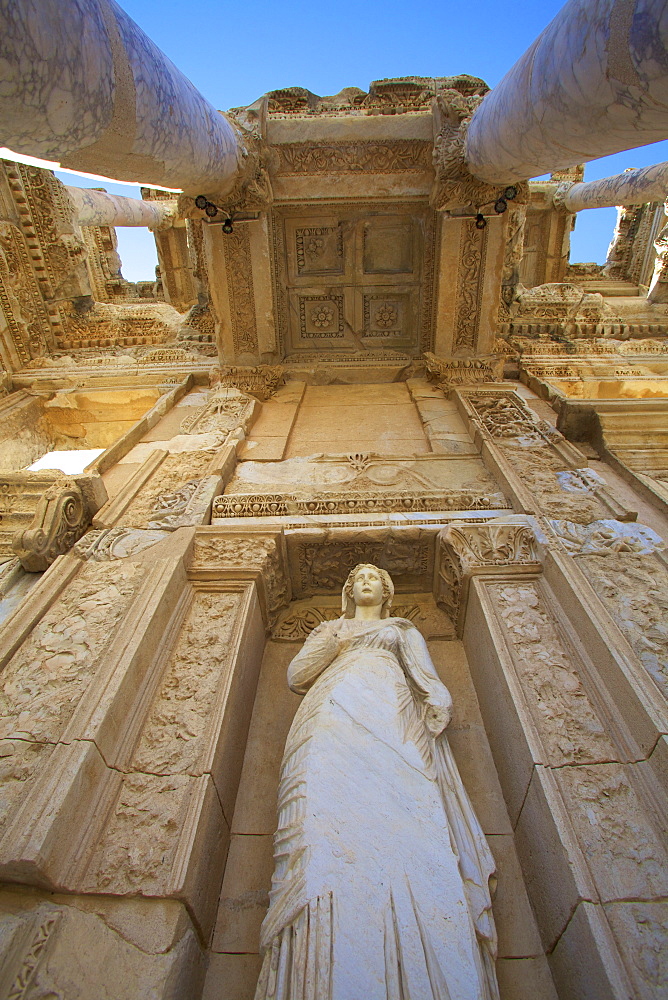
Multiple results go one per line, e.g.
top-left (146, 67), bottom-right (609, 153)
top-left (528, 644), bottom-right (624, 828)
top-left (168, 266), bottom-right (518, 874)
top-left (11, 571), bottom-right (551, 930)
top-left (256, 564), bottom-right (499, 1000)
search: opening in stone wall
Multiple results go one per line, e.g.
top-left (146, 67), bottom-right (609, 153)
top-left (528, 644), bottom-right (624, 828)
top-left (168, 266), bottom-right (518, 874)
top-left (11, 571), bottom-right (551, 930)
top-left (569, 206), bottom-right (618, 265)
top-left (54, 170), bottom-right (160, 284)
top-left (27, 449), bottom-right (105, 474)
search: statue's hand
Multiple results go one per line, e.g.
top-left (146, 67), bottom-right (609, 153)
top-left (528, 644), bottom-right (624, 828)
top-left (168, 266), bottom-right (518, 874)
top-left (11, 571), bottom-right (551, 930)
top-left (424, 698), bottom-right (452, 735)
top-left (329, 627), bottom-right (350, 655)
top-left (311, 621), bottom-right (346, 661)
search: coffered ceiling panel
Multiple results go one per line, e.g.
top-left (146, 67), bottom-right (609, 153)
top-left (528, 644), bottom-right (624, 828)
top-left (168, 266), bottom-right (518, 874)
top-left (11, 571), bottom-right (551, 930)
top-left (271, 203), bottom-right (437, 358)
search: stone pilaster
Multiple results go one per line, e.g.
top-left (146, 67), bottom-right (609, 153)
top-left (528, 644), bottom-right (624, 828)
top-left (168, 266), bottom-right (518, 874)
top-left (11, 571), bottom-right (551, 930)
top-left (0, 522), bottom-right (288, 997)
top-left (436, 517), bottom-right (668, 999)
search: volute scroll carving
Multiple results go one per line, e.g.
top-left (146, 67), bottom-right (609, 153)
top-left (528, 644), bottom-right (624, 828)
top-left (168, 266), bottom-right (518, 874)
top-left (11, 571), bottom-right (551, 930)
top-left (437, 519), bottom-right (543, 631)
top-left (12, 478), bottom-right (89, 572)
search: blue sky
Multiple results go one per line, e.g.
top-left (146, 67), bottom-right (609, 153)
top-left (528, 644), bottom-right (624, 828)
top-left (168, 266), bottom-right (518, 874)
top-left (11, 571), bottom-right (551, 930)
top-left (46, 0), bottom-right (668, 280)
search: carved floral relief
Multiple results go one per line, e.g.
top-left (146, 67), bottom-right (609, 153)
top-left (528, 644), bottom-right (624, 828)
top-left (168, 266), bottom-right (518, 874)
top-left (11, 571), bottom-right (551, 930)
top-left (0, 561), bottom-right (145, 837)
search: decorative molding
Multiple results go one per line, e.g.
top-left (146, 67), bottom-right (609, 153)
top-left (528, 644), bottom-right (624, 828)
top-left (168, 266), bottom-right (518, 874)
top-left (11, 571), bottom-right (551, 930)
top-left (56, 301), bottom-right (172, 352)
top-left (491, 581), bottom-right (621, 764)
top-left (0, 222), bottom-right (49, 365)
top-left (212, 488), bottom-right (507, 518)
top-left (284, 351), bottom-right (410, 364)
top-left (269, 203), bottom-right (437, 358)
top-left (421, 209), bottom-right (438, 353)
top-left (363, 295), bottom-right (403, 339)
top-left (299, 294), bottom-right (345, 339)
top-left (573, 548), bottom-right (668, 697)
top-left (463, 390), bottom-right (628, 523)
top-left (437, 519), bottom-right (542, 628)
top-left (295, 225), bottom-right (343, 276)
top-left (514, 337), bottom-right (668, 357)
top-left (465, 390), bottom-right (546, 442)
top-left (258, 75), bottom-right (489, 118)
top-left (508, 283), bottom-right (621, 339)
top-left (137, 348), bottom-right (192, 364)
top-left (499, 205), bottom-right (527, 321)
top-left (4, 907), bottom-right (62, 999)
top-left (275, 141), bottom-right (432, 174)
top-left (430, 91), bottom-right (528, 212)
top-left (548, 519), bottom-right (664, 556)
top-left (431, 93), bottom-right (495, 212)
top-left (649, 206), bottom-right (668, 303)
top-left (79, 224), bottom-right (129, 303)
top-left (10, 162), bottom-right (84, 303)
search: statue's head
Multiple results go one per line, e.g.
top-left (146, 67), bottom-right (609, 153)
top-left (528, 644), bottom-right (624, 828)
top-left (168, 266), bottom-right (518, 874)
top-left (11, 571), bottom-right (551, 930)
top-left (342, 563), bottom-right (394, 618)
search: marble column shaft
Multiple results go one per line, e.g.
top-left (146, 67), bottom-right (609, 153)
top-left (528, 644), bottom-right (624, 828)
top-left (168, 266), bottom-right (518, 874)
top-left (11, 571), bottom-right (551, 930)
top-left (0, 0), bottom-right (244, 198)
top-left (66, 185), bottom-right (178, 228)
top-left (465, 0), bottom-right (668, 184)
top-left (647, 203), bottom-right (668, 301)
top-left (558, 162), bottom-right (668, 212)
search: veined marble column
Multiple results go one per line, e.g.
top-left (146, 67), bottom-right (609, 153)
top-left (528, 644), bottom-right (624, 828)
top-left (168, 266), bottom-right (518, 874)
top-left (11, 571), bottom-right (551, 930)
top-left (0, 0), bottom-right (244, 198)
top-left (554, 162), bottom-right (668, 212)
top-left (648, 204), bottom-right (668, 302)
top-left (466, 0), bottom-right (668, 184)
top-left (66, 186), bottom-right (178, 228)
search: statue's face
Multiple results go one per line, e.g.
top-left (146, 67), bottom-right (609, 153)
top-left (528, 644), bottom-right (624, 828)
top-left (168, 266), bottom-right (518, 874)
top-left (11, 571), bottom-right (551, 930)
top-left (352, 566), bottom-right (384, 608)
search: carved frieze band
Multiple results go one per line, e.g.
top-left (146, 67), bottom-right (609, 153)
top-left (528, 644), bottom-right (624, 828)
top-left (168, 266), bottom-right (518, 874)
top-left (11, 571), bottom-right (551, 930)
top-left (437, 520), bottom-right (542, 629)
top-left (275, 141), bottom-right (432, 174)
top-left (213, 488), bottom-right (508, 518)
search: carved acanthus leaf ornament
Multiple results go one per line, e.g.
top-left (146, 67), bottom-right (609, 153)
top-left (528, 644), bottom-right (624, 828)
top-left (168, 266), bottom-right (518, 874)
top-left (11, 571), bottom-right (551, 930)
top-left (437, 519), bottom-right (542, 627)
top-left (431, 91), bottom-right (528, 213)
top-left (192, 532), bottom-right (290, 623)
top-left (216, 364), bottom-right (284, 401)
top-left (272, 600), bottom-right (454, 641)
top-left (423, 352), bottom-right (502, 390)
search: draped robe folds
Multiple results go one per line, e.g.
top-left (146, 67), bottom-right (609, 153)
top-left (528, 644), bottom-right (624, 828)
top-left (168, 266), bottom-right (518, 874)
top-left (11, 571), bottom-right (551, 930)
top-left (255, 616), bottom-right (500, 1000)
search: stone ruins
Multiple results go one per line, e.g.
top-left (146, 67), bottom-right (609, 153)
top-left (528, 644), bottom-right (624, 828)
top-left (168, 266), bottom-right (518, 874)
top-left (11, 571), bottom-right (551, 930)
top-left (0, 0), bottom-right (667, 997)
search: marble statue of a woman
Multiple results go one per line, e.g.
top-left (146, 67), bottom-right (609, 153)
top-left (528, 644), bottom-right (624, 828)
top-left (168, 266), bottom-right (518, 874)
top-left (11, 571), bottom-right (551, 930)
top-left (255, 564), bottom-right (500, 1000)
